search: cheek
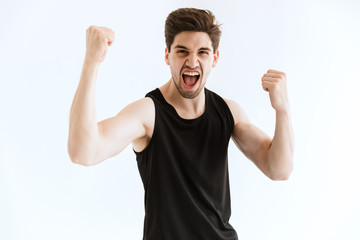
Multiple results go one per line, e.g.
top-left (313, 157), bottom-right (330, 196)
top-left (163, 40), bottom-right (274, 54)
top-left (201, 59), bottom-right (213, 70)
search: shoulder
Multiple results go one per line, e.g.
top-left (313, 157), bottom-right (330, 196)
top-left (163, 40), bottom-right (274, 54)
top-left (206, 89), bottom-right (249, 126)
top-left (119, 97), bottom-right (154, 115)
top-left (222, 98), bottom-right (250, 126)
top-left (116, 97), bottom-right (155, 129)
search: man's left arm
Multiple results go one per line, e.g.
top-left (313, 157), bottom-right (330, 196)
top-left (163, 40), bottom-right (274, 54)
top-left (226, 69), bottom-right (294, 181)
top-left (262, 69), bottom-right (294, 180)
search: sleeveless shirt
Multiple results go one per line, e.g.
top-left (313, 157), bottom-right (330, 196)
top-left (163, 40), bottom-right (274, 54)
top-left (134, 88), bottom-right (238, 240)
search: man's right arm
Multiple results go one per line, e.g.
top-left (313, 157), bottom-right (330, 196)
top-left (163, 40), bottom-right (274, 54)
top-left (67, 26), bottom-right (152, 166)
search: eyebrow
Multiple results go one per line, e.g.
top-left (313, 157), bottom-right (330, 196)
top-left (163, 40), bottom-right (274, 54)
top-left (174, 45), bottom-right (211, 52)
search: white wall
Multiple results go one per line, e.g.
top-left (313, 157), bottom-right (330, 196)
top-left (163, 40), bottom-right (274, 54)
top-left (1, 0), bottom-right (359, 239)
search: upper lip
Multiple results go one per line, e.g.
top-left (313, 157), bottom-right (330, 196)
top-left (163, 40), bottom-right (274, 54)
top-left (182, 69), bottom-right (200, 75)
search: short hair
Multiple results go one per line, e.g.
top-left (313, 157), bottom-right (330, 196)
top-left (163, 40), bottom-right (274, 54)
top-left (164, 8), bottom-right (222, 53)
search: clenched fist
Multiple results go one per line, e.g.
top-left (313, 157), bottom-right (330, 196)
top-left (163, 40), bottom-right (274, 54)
top-left (261, 69), bottom-right (290, 113)
top-left (85, 25), bottom-right (115, 63)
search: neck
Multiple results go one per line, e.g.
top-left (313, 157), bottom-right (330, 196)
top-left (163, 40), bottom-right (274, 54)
top-left (159, 79), bottom-right (206, 119)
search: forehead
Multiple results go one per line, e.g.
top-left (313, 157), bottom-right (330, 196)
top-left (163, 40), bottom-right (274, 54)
top-left (172, 31), bottom-right (213, 51)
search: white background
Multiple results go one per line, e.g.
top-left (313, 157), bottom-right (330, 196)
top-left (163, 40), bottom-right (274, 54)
top-left (1, 0), bottom-right (359, 239)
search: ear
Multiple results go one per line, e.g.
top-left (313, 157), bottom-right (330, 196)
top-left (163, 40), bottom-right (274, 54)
top-left (212, 49), bottom-right (219, 68)
top-left (165, 47), bottom-right (170, 65)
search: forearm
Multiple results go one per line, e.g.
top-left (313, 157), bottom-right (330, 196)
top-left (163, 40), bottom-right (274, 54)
top-left (68, 57), bottom-right (100, 163)
top-left (267, 109), bottom-right (294, 180)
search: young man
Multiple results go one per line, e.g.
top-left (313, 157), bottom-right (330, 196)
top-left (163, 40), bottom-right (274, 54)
top-left (68, 8), bottom-right (294, 240)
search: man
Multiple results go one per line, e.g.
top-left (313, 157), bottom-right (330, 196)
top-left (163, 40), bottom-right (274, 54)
top-left (68, 8), bottom-right (294, 240)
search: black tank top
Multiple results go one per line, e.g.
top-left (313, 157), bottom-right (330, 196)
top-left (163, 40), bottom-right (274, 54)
top-left (134, 88), bottom-right (238, 240)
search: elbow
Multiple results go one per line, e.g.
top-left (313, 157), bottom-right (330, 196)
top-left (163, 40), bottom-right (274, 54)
top-left (270, 173), bottom-right (291, 181)
top-left (268, 163), bottom-right (293, 181)
top-left (67, 144), bottom-right (95, 167)
top-left (70, 156), bottom-right (94, 167)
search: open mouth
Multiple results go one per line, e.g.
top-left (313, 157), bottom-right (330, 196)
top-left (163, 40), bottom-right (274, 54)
top-left (182, 71), bottom-right (200, 89)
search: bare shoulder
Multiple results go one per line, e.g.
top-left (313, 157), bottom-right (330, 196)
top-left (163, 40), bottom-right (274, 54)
top-left (118, 97), bottom-right (154, 116)
top-left (222, 98), bottom-right (250, 126)
top-left (116, 97), bottom-right (155, 152)
top-left (116, 96), bottom-right (155, 131)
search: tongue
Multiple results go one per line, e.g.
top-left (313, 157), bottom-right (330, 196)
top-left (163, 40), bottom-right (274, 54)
top-left (183, 75), bottom-right (198, 86)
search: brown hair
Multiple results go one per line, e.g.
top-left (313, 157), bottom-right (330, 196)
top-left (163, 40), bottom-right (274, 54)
top-left (165, 8), bottom-right (222, 53)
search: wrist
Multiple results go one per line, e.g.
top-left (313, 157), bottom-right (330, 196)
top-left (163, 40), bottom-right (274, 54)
top-left (84, 54), bottom-right (101, 67)
top-left (275, 107), bottom-right (291, 116)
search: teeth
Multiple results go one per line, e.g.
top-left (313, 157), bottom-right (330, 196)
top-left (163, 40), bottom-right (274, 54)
top-left (183, 71), bottom-right (200, 76)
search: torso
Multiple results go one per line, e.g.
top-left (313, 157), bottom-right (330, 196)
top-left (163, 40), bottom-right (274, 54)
top-left (133, 86), bottom-right (239, 239)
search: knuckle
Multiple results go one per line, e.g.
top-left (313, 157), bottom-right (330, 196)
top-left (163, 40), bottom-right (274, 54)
top-left (95, 30), bottom-right (105, 38)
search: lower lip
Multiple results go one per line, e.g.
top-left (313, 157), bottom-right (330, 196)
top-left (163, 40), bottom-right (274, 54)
top-left (182, 76), bottom-right (200, 90)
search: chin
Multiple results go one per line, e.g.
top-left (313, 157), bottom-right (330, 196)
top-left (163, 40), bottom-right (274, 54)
top-left (180, 81), bottom-right (205, 99)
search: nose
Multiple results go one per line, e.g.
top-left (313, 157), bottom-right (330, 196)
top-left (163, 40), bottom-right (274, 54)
top-left (186, 52), bottom-right (199, 68)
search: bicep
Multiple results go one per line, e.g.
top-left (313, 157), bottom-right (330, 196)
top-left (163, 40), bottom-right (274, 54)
top-left (94, 98), bottom-right (153, 164)
top-left (226, 99), bottom-right (272, 177)
top-left (232, 122), bottom-right (272, 175)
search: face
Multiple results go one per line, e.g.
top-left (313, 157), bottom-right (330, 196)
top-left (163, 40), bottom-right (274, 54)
top-left (165, 31), bottom-right (219, 99)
